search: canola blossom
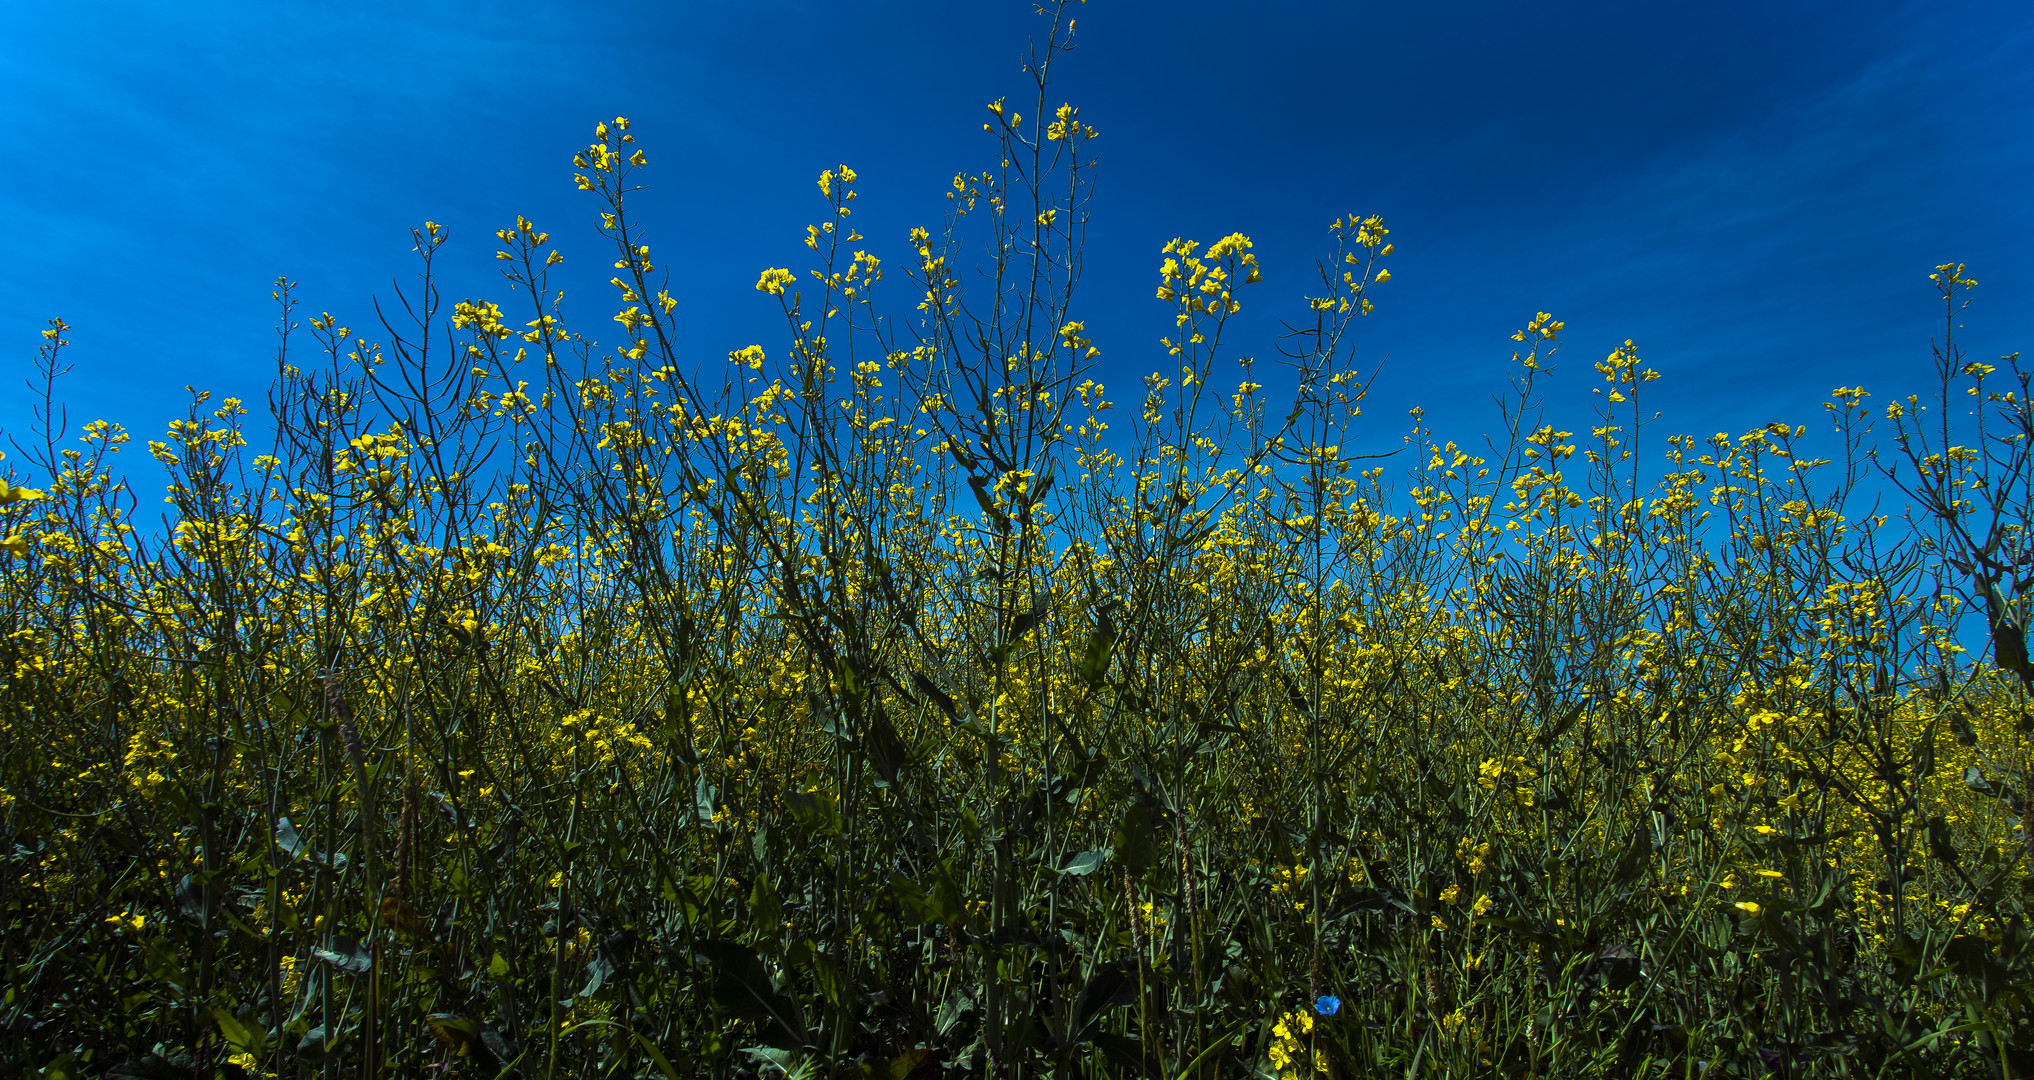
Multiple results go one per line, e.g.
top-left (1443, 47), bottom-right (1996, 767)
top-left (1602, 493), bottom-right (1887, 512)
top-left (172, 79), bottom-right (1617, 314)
top-left (3, 7), bottom-right (2033, 1078)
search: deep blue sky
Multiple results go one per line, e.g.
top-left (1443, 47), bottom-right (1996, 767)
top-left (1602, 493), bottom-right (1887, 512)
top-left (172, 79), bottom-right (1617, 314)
top-left (3, 0), bottom-right (2030, 491)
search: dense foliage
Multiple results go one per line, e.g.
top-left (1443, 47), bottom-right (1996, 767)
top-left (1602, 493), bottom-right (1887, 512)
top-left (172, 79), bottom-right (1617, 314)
top-left (5, 7), bottom-right (2034, 1077)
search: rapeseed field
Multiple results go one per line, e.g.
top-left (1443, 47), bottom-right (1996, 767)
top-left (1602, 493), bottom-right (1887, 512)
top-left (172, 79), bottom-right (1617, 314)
top-left (4, 6), bottom-right (2032, 1076)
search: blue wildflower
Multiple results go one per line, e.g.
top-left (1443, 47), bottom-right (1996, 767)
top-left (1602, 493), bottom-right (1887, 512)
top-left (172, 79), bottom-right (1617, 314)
top-left (1315, 995), bottom-right (1341, 1016)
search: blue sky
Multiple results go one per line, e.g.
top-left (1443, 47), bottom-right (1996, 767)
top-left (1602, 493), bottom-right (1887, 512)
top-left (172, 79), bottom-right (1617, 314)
top-left (3, 0), bottom-right (2030, 491)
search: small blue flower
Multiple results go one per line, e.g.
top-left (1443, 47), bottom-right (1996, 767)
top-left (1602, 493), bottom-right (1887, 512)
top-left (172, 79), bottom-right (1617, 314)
top-left (1314, 995), bottom-right (1342, 1016)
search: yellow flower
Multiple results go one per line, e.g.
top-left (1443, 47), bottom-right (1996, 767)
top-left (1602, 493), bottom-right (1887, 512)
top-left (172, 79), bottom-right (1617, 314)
top-left (1734, 901), bottom-right (1762, 915)
top-left (0, 479), bottom-right (47, 505)
top-left (1205, 232), bottom-right (1253, 259)
top-left (755, 268), bottom-right (796, 296)
top-left (104, 911), bottom-right (145, 932)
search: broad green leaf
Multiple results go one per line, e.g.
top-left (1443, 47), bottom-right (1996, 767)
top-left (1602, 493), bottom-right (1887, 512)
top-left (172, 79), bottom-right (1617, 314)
top-left (694, 938), bottom-right (809, 1050)
top-left (1059, 849), bottom-right (1107, 876)
top-left (213, 1005), bottom-right (269, 1057)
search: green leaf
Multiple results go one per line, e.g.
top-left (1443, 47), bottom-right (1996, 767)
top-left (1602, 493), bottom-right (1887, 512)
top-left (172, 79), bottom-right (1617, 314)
top-left (749, 874), bottom-right (783, 946)
top-left (1914, 716), bottom-right (1939, 779)
top-left (789, 939), bottom-right (849, 1009)
top-left (311, 936), bottom-right (373, 975)
top-left (296, 1024), bottom-right (346, 1061)
top-left (1168, 1017), bottom-right (1250, 1080)
top-left (633, 1033), bottom-right (688, 1080)
top-left (1024, 458), bottom-right (1057, 508)
top-left (695, 773), bottom-right (720, 826)
top-left (741, 1047), bottom-right (819, 1079)
top-left (1963, 766), bottom-right (2020, 809)
top-left (934, 989), bottom-right (972, 1038)
top-left (274, 816), bottom-right (306, 859)
top-left (967, 475), bottom-right (1011, 531)
top-left (213, 1005), bottom-right (270, 1057)
top-left (783, 790), bottom-right (841, 836)
top-left (694, 938), bottom-right (809, 1050)
top-left (1059, 849), bottom-right (1107, 876)
top-left (864, 710), bottom-right (909, 786)
top-left (1070, 963), bottom-right (1135, 1041)
top-left (1538, 702), bottom-right (1585, 746)
top-left (1079, 609), bottom-right (1119, 689)
top-left (889, 865), bottom-right (966, 928)
top-left (1114, 800), bottom-right (1161, 876)
top-left (833, 654), bottom-right (866, 705)
top-left (885, 1049), bottom-right (940, 1080)
top-left (664, 691), bottom-right (701, 764)
top-left (425, 1014), bottom-right (478, 1049)
top-left (176, 873), bottom-right (213, 924)
top-left (1926, 814), bottom-right (1960, 866)
top-left (1009, 596), bottom-right (1048, 642)
top-left (579, 948), bottom-right (617, 997)
top-left (1952, 708), bottom-right (1979, 747)
top-left (138, 940), bottom-right (188, 994)
top-left (912, 673), bottom-right (959, 719)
